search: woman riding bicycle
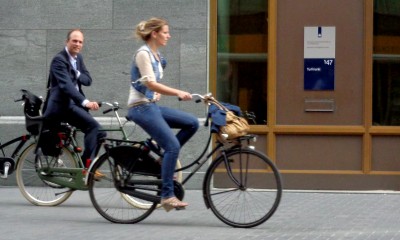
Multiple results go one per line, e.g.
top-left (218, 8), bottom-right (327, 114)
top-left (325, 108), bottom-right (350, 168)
top-left (126, 17), bottom-right (199, 212)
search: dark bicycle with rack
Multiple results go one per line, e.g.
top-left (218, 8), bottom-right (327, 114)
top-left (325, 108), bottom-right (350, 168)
top-left (87, 93), bottom-right (283, 228)
top-left (0, 90), bottom-right (48, 181)
top-left (0, 129), bottom-right (32, 180)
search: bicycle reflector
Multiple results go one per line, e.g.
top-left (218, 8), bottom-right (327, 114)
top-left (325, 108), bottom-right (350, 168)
top-left (74, 146), bottom-right (82, 153)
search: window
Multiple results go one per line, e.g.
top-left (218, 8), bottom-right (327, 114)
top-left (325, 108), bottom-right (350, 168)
top-left (216, 0), bottom-right (268, 124)
top-left (373, 0), bottom-right (400, 125)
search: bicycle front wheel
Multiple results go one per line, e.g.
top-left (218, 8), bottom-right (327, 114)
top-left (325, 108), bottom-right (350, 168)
top-left (204, 148), bottom-right (282, 228)
top-left (15, 143), bottom-right (76, 206)
top-left (88, 151), bottom-right (158, 224)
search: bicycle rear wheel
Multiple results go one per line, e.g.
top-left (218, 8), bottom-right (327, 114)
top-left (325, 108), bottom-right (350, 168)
top-left (88, 151), bottom-right (158, 224)
top-left (204, 148), bottom-right (282, 228)
top-left (15, 143), bottom-right (76, 206)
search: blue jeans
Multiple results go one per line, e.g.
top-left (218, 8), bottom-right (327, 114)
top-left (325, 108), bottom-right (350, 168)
top-left (127, 102), bottom-right (199, 198)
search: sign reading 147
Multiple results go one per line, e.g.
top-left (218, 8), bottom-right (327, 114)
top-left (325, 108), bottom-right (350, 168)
top-left (304, 26), bottom-right (336, 91)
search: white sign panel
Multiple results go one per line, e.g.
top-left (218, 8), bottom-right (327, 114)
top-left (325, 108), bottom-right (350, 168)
top-left (304, 26), bottom-right (336, 90)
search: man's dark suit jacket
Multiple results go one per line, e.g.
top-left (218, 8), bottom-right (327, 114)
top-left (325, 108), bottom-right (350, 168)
top-left (44, 49), bottom-right (92, 117)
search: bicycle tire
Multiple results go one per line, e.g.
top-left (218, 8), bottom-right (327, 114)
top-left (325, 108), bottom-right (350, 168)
top-left (88, 151), bottom-right (157, 224)
top-left (203, 148), bottom-right (282, 228)
top-left (15, 143), bottom-right (76, 206)
top-left (121, 159), bottom-right (183, 209)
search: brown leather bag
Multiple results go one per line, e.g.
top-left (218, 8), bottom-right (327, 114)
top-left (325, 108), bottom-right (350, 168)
top-left (219, 110), bottom-right (250, 140)
top-left (208, 98), bottom-right (250, 141)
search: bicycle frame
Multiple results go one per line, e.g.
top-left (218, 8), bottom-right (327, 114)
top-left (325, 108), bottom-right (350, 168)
top-left (39, 101), bottom-right (132, 190)
top-left (98, 101), bottom-right (131, 141)
top-left (36, 104), bottom-right (132, 191)
top-left (89, 116), bottom-right (258, 203)
top-left (178, 133), bottom-right (257, 187)
top-left (1, 134), bottom-right (32, 159)
top-left (34, 124), bottom-right (88, 190)
top-left (177, 132), bottom-right (215, 185)
top-left (15, 92), bottom-right (145, 207)
top-left (91, 91), bottom-right (258, 189)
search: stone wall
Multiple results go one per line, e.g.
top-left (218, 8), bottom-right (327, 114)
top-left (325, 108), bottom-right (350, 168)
top-left (0, 0), bottom-right (209, 188)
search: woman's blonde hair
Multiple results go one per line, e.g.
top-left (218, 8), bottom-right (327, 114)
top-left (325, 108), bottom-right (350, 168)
top-left (135, 17), bottom-right (168, 41)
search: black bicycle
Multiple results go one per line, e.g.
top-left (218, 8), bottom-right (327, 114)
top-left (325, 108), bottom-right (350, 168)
top-left (87, 93), bottom-right (282, 228)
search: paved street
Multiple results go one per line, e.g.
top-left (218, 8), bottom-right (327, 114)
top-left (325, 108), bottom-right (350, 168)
top-left (1, 187), bottom-right (400, 240)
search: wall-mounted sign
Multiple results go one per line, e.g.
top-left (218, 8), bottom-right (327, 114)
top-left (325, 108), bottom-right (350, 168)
top-left (304, 26), bottom-right (335, 90)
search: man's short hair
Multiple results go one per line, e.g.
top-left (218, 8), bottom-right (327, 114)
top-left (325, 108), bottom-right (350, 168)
top-left (67, 29), bottom-right (83, 40)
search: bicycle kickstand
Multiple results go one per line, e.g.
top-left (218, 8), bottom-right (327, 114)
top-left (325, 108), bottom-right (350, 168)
top-left (0, 157), bottom-right (15, 179)
top-left (0, 161), bottom-right (12, 179)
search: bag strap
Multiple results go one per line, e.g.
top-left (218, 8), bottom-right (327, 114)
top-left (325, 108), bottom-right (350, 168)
top-left (43, 51), bottom-right (68, 112)
top-left (207, 97), bottom-right (229, 112)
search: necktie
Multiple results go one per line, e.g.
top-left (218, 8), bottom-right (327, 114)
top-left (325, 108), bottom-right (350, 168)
top-left (72, 60), bottom-right (77, 70)
top-left (72, 59), bottom-right (79, 90)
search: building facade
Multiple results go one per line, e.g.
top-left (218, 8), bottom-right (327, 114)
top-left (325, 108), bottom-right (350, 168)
top-left (1, 0), bottom-right (400, 190)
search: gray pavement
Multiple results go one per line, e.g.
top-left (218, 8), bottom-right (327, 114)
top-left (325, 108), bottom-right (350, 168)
top-left (1, 187), bottom-right (400, 240)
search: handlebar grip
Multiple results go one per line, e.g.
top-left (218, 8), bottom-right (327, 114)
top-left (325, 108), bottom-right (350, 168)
top-left (97, 101), bottom-right (102, 107)
top-left (179, 94), bottom-right (202, 103)
top-left (103, 108), bottom-right (112, 114)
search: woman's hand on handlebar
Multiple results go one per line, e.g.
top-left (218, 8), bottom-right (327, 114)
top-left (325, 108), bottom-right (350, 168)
top-left (177, 90), bottom-right (192, 101)
top-left (178, 93), bottom-right (212, 103)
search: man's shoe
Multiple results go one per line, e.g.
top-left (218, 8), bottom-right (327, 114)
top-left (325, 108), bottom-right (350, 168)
top-left (84, 169), bottom-right (105, 180)
top-left (94, 170), bottom-right (106, 180)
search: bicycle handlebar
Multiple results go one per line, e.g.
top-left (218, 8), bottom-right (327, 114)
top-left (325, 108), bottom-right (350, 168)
top-left (99, 101), bottom-right (121, 115)
top-left (178, 93), bottom-right (213, 103)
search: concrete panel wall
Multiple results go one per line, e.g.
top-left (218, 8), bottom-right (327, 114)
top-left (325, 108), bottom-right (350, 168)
top-left (0, 0), bottom-right (209, 188)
